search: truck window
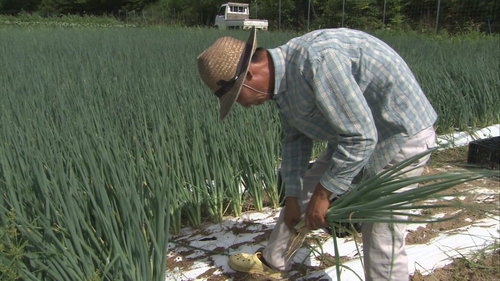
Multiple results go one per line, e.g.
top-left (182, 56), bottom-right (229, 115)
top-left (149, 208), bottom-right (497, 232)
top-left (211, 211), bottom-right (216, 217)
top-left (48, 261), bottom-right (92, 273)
top-left (217, 6), bottom-right (226, 16)
top-left (230, 6), bottom-right (246, 13)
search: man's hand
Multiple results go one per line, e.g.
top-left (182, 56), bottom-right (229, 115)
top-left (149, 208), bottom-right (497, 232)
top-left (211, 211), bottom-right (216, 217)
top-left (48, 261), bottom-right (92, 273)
top-left (305, 183), bottom-right (332, 230)
top-left (284, 197), bottom-right (301, 232)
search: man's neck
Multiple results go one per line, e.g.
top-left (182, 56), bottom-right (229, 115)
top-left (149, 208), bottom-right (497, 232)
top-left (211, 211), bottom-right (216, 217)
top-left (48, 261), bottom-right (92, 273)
top-left (265, 50), bottom-right (276, 97)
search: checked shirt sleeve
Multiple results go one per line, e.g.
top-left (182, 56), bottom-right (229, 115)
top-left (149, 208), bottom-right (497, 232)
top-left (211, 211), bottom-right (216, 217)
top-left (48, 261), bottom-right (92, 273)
top-left (310, 51), bottom-right (378, 196)
top-left (280, 119), bottom-right (313, 198)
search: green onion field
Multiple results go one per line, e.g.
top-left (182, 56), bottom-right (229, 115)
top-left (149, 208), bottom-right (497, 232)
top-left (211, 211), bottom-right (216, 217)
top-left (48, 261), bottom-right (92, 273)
top-left (0, 26), bottom-right (498, 280)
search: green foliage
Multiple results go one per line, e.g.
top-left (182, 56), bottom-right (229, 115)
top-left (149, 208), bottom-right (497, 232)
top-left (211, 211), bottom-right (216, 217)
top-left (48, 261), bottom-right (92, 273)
top-left (0, 0), bottom-right (41, 14)
top-left (0, 211), bottom-right (27, 281)
top-left (0, 27), bottom-right (174, 281)
top-left (0, 13), bottom-right (134, 27)
top-left (378, 32), bottom-right (500, 132)
top-left (1, 0), bottom-right (499, 33)
top-left (324, 152), bottom-right (497, 225)
top-left (0, 26), bottom-right (498, 279)
top-left (403, 0), bottom-right (500, 34)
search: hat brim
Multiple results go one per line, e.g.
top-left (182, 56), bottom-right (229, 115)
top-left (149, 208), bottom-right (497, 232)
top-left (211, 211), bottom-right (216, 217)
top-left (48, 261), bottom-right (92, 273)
top-left (219, 27), bottom-right (257, 120)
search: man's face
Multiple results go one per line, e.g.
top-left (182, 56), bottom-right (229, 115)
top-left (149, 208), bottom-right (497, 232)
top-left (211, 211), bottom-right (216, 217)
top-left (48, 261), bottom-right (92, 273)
top-left (236, 62), bottom-right (273, 108)
top-left (237, 82), bottom-right (271, 108)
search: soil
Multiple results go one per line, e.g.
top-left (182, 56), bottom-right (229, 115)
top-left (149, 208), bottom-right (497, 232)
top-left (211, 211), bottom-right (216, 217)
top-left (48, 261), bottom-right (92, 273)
top-left (166, 147), bottom-right (499, 280)
top-left (411, 250), bottom-right (500, 281)
top-left (408, 147), bottom-right (500, 281)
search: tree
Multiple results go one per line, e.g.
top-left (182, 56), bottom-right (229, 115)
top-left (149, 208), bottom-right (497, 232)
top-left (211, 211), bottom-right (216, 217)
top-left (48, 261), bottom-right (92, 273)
top-left (38, 0), bottom-right (86, 15)
top-left (0, 0), bottom-right (497, 33)
top-left (0, 0), bottom-right (41, 14)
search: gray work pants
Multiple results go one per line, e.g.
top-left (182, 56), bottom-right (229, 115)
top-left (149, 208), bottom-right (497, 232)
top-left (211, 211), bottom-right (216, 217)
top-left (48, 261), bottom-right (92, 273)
top-left (262, 127), bottom-right (436, 280)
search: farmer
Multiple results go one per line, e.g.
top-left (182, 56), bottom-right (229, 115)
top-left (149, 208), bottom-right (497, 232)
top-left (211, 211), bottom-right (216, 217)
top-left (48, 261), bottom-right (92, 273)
top-left (197, 27), bottom-right (437, 280)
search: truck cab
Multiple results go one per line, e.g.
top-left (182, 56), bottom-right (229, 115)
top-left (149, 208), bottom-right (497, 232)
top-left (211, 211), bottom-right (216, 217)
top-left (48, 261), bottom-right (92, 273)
top-left (215, 2), bottom-right (268, 30)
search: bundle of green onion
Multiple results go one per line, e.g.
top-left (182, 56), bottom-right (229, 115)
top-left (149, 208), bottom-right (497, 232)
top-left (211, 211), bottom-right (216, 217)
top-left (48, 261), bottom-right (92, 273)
top-left (324, 152), bottom-right (495, 226)
top-left (287, 151), bottom-right (496, 273)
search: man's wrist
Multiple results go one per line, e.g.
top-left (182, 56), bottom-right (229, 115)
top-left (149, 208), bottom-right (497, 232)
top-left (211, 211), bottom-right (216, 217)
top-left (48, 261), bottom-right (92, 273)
top-left (315, 183), bottom-right (332, 199)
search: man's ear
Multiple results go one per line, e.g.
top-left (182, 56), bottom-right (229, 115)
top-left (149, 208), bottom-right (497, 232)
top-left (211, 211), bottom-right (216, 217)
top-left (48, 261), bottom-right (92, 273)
top-left (245, 64), bottom-right (255, 82)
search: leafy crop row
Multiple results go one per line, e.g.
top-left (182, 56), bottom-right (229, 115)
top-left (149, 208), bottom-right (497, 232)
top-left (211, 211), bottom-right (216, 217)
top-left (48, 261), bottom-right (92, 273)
top-left (0, 27), bottom-right (497, 280)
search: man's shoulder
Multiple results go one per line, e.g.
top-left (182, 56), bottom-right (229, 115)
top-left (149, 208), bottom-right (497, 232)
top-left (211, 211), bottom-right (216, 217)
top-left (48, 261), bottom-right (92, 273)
top-left (286, 28), bottom-right (371, 55)
top-left (295, 28), bottom-right (369, 42)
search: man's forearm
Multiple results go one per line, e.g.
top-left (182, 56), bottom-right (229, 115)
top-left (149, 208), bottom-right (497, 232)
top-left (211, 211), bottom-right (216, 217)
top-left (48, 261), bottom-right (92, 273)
top-left (313, 183), bottom-right (332, 199)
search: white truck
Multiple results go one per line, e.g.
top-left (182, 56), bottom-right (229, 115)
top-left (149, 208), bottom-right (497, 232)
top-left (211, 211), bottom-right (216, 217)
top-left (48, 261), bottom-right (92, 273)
top-left (214, 2), bottom-right (268, 30)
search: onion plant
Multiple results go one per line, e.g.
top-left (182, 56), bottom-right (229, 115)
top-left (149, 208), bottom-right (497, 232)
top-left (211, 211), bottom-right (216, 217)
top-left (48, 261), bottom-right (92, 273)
top-left (383, 33), bottom-right (500, 132)
top-left (0, 26), bottom-right (498, 280)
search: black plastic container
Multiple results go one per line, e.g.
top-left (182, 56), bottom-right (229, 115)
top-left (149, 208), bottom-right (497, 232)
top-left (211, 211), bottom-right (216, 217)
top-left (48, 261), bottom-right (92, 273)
top-left (467, 136), bottom-right (499, 169)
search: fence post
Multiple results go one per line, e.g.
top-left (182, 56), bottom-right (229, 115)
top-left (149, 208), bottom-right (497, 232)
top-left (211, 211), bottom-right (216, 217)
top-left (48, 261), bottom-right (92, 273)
top-left (342, 0), bottom-right (345, 27)
top-left (435, 0), bottom-right (441, 34)
top-left (307, 0), bottom-right (311, 31)
top-left (255, 0), bottom-right (258, 18)
top-left (279, 0), bottom-right (281, 30)
top-left (383, 0), bottom-right (387, 27)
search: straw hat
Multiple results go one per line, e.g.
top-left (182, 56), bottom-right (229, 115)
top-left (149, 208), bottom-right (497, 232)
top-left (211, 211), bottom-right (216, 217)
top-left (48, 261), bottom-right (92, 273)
top-left (197, 27), bottom-right (257, 120)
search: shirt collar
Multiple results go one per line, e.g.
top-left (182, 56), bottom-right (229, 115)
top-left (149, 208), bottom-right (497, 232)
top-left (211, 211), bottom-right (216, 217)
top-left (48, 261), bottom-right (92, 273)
top-left (267, 46), bottom-right (287, 99)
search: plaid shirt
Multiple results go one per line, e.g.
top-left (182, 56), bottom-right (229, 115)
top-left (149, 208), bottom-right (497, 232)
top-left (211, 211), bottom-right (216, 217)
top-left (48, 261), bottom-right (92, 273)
top-left (268, 28), bottom-right (437, 198)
